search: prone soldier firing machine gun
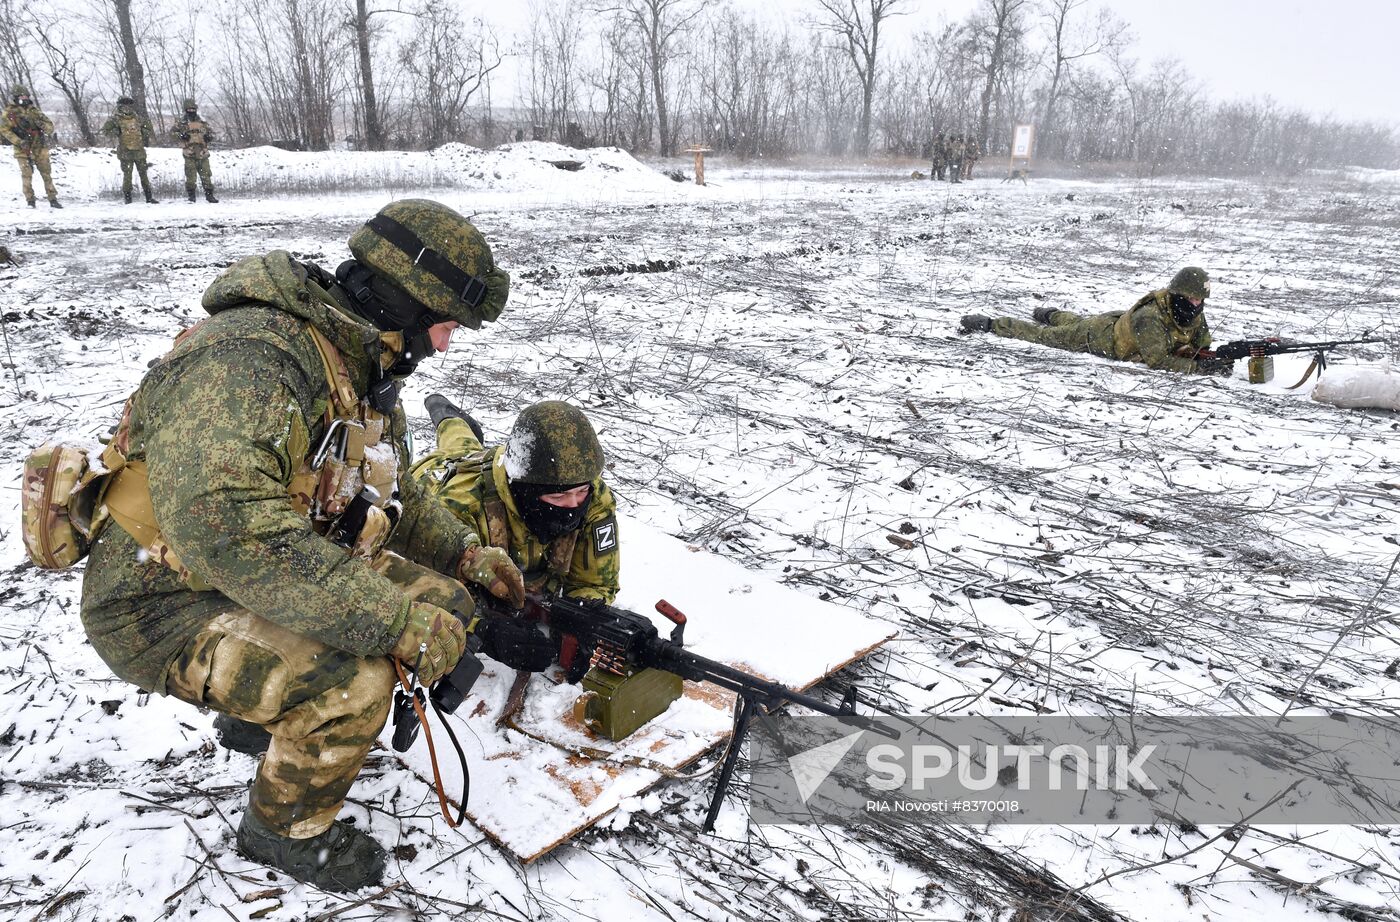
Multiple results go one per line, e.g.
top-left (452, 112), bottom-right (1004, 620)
top-left (395, 589), bottom-right (894, 833)
top-left (1180, 336), bottom-right (1385, 387)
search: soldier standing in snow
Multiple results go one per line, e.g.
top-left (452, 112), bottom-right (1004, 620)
top-left (963, 137), bottom-right (981, 180)
top-left (930, 132), bottom-right (947, 181)
top-left (409, 397), bottom-right (621, 607)
top-left (947, 135), bottom-right (965, 184)
top-left (959, 267), bottom-right (1234, 376)
top-left (170, 97), bottom-right (218, 203)
top-left (102, 96), bottom-right (158, 204)
top-left (1, 85), bottom-right (62, 208)
top-left (79, 199), bottom-right (558, 891)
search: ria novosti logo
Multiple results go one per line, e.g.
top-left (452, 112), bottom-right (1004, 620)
top-left (751, 716), bottom-right (1400, 826)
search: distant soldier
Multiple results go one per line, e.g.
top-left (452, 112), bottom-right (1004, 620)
top-left (946, 135), bottom-right (965, 184)
top-left (963, 137), bottom-right (981, 180)
top-left (102, 96), bottom-right (158, 204)
top-left (930, 132), bottom-right (947, 181)
top-left (959, 267), bottom-right (1234, 376)
top-left (1, 85), bottom-right (62, 208)
top-left (170, 97), bottom-right (218, 203)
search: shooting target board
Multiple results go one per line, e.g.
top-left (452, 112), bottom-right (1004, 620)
top-left (389, 516), bottom-right (896, 862)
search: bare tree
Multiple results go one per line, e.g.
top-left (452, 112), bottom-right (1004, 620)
top-left (399, 0), bottom-right (500, 147)
top-left (110, 0), bottom-right (149, 117)
top-left (972, 0), bottom-right (1029, 144)
top-left (348, 0), bottom-right (411, 149)
top-left (27, 7), bottom-right (98, 144)
top-left (599, 0), bottom-right (701, 157)
top-left (1038, 0), bottom-right (1124, 157)
top-left (812, 0), bottom-right (907, 156)
top-left (0, 0), bottom-right (35, 94)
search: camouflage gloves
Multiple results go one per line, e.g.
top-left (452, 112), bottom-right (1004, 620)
top-left (392, 601), bottom-right (467, 684)
top-left (457, 545), bottom-right (525, 608)
top-left (474, 617), bottom-right (556, 673)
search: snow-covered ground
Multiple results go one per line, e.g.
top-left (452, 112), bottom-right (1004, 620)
top-left (2, 145), bottom-right (1399, 921)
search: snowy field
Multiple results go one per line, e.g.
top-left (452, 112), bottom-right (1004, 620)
top-left (1, 144), bottom-right (1399, 921)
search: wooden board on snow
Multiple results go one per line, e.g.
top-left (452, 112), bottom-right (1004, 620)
top-left (390, 516), bottom-right (896, 862)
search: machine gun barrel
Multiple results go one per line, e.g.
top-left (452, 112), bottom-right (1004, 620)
top-left (1213, 336), bottom-right (1382, 361)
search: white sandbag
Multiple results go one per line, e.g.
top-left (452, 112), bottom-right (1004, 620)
top-left (1311, 361), bottom-right (1400, 410)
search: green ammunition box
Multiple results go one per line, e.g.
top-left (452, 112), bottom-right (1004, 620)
top-left (574, 667), bottom-right (684, 741)
top-left (1248, 355), bottom-right (1274, 384)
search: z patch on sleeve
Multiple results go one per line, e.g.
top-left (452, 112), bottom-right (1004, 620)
top-left (592, 517), bottom-right (618, 555)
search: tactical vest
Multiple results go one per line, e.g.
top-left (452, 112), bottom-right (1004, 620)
top-left (100, 313), bottom-right (403, 587)
top-left (450, 448), bottom-right (577, 592)
top-left (181, 118), bottom-right (210, 154)
top-left (116, 113), bottom-right (144, 150)
top-left (1112, 289), bottom-right (1199, 362)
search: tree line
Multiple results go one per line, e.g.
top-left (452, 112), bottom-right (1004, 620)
top-left (1, 0), bottom-right (1396, 173)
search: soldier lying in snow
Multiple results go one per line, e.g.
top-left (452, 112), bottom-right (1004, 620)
top-left (960, 267), bottom-right (1234, 376)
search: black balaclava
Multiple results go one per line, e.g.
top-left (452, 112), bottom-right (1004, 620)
top-left (1169, 292), bottom-right (1203, 327)
top-left (509, 481), bottom-right (593, 543)
top-left (334, 258), bottom-right (443, 377)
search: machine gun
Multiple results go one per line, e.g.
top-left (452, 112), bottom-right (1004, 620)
top-left (1203, 336), bottom-right (1384, 388)
top-left (464, 591), bottom-right (893, 832)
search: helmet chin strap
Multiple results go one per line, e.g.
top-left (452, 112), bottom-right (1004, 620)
top-left (335, 259), bottom-right (441, 378)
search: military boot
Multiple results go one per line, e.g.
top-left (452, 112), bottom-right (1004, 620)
top-left (187, 188), bottom-right (197, 203)
top-left (145, 193), bottom-right (159, 204)
top-left (123, 189), bottom-right (132, 205)
top-left (959, 315), bottom-right (992, 334)
top-left (425, 393), bottom-right (485, 442)
top-left (236, 808), bottom-right (387, 893)
top-left (1032, 306), bottom-right (1058, 325)
top-left (205, 189), bottom-right (219, 203)
top-left (26, 198), bottom-right (35, 208)
top-left (213, 714), bottom-right (273, 755)
top-left (48, 198), bottom-right (62, 209)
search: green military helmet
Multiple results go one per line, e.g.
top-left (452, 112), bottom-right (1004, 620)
top-left (503, 401), bottom-right (604, 486)
top-left (348, 199), bottom-right (509, 329)
top-left (183, 97), bottom-right (197, 110)
top-left (117, 96), bottom-right (135, 107)
top-left (12, 84), bottom-right (31, 101)
top-left (1168, 266), bottom-right (1211, 301)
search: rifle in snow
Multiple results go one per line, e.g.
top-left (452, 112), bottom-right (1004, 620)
top-left (1187, 336), bottom-right (1385, 388)
top-left (476, 591), bottom-right (894, 832)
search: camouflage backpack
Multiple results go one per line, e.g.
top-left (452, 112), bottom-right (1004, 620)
top-left (21, 442), bottom-right (110, 569)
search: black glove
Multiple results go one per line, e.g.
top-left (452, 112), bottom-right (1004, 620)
top-left (1196, 356), bottom-right (1234, 377)
top-left (475, 617), bottom-right (556, 673)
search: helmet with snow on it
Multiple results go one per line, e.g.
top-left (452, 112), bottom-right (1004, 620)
top-left (1168, 267), bottom-right (1210, 301)
top-left (503, 401), bottom-right (603, 487)
top-left (347, 198), bottom-right (509, 330)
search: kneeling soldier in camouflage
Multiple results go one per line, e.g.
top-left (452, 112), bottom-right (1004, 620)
top-left (102, 96), bottom-right (157, 204)
top-left (960, 267), bottom-right (1233, 376)
top-left (81, 199), bottom-right (553, 892)
top-left (409, 398), bottom-right (620, 607)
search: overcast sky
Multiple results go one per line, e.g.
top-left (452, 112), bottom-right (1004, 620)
top-left (482, 0), bottom-right (1399, 126)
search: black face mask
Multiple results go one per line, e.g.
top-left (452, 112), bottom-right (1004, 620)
top-left (509, 481), bottom-right (593, 543)
top-left (334, 259), bottom-right (441, 377)
top-left (1169, 293), bottom-right (1203, 326)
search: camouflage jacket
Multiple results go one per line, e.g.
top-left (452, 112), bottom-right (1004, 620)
top-left (1, 103), bottom-right (53, 153)
top-left (1112, 288), bottom-right (1212, 373)
top-left (102, 109), bottom-right (153, 152)
top-left (81, 250), bottom-right (480, 693)
top-left (408, 428), bottom-right (619, 603)
top-left (171, 115), bottom-right (214, 157)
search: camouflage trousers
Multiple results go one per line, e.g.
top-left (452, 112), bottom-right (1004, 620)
top-left (118, 150), bottom-right (153, 197)
top-left (14, 146), bottom-right (57, 203)
top-left (183, 153), bottom-right (213, 193)
top-left (991, 309), bottom-right (1122, 359)
top-left (164, 552), bottom-right (470, 839)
